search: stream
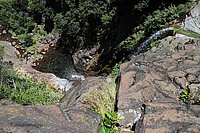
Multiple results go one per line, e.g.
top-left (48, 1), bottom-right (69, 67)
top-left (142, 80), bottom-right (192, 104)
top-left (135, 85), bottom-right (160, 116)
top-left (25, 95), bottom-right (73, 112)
top-left (0, 27), bottom-right (84, 92)
top-left (33, 47), bottom-right (85, 84)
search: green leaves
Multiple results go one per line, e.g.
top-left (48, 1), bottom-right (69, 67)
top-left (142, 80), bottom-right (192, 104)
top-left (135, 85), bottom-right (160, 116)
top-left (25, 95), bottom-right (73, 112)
top-left (110, 63), bottom-right (120, 78)
top-left (10, 82), bottom-right (63, 105)
top-left (180, 88), bottom-right (191, 103)
top-left (100, 111), bottom-right (124, 133)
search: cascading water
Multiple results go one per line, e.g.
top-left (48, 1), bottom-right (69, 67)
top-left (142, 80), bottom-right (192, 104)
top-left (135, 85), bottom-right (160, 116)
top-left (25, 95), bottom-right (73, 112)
top-left (132, 27), bottom-right (175, 55)
top-left (33, 48), bottom-right (85, 91)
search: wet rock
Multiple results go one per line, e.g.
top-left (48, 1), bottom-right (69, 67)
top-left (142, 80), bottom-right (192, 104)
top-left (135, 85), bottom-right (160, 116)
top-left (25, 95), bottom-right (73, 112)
top-left (48, 76), bottom-right (73, 92)
top-left (72, 44), bottom-right (100, 75)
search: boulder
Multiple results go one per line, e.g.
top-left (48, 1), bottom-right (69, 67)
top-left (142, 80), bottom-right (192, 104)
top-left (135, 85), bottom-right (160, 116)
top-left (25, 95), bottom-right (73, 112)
top-left (72, 44), bottom-right (100, 75)
top-left (0, 77), bottom-right (104, 133)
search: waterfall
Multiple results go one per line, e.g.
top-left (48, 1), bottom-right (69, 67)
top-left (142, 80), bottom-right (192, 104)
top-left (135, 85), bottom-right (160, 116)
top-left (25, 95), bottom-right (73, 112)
top-left (132, 27), bottom-right (174, 55)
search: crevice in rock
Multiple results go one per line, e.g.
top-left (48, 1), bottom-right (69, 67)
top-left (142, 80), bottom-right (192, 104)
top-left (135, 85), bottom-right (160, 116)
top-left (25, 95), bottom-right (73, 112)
top-left (114, 72), bottom-right (121, 112)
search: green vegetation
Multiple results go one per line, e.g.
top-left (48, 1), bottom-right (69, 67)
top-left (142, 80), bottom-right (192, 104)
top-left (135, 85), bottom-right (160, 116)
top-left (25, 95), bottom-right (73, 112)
top-left (100, 111), bottom-right (124, 133)
top-left (117, 1), bottom-right (195, 54)
top-left (147, 40), bottom-right (161, 50)
top-left (85, 79), bottom-right (116, 114)
top-left (179, 87), bottom-right (200, 104)
top-left (0, 45), bottom-right (63, 105)
top-left (84, 79), bottom-right (122, 132)
top-left (180, 88), bottom-right (191, 103)
top-left (110, 63), bottom-right (120, 78)
top-left (0, 0), bottom-right (196, 73)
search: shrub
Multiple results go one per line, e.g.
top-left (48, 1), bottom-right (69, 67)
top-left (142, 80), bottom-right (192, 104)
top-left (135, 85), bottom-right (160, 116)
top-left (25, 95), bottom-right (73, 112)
top-left (100, 111), bottom-right (124, 133)
top-left (85, 79), bottom-right (116, 114)
top-left (0, 45), bottom-right (63, 105)
top-left (180, 88), bottom-right (191, 103)
top-left (10, 80), bottom-right (63, 105)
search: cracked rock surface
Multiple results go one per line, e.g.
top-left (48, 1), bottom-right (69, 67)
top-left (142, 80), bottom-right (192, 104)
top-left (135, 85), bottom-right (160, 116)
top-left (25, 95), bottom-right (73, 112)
top-left (0, 77), bottom-right (104, 133)
top-left (117, 35), bottom-right (200, 132)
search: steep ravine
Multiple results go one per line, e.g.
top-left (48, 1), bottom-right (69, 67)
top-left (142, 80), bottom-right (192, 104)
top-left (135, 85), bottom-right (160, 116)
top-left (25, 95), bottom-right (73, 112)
top-left (1, 27), bottom-right (200, 133)
top-left (1, 2), bottom-right (200, 133)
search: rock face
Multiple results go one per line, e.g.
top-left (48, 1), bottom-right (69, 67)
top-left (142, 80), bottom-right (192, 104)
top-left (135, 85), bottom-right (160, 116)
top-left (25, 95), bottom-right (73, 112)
top-left (182, 1), bottom-right (200, 34)
top-left (0, 77), bottom-right (104, 133)
top-left (117, 35), bottom-right (200, 132)
top-left (72, 44), bottom-right (100, 75)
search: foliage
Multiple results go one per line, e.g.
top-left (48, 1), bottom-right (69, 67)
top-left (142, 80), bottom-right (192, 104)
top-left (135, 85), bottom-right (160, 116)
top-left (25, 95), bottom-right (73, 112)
top-left (116, 31), bottom-right (145, 53)
top-left (134, 0), bottom-right (149, 11)
top-left (10, 81), bottom-right (63, 105)
top-left (117, 1), bottom-right (195, 55)
top-left (100, 111), bottom-right (124, 133)
top-left (110, 63), bottom-right (120, 78)
top-left (179, 86), bottom-right (200, 104)
top-left (85, 79), bottom-right (116, 115)
top-left (147, 40), bottom-right (160, 50)
top-left (0, 45), bottom-right (63, 105)
top-left (53, 0), bottom-right (116, 51)
top-left (16, 24), bottom-right (47, 51)
top-left (84, 78), bottom-right (123, 132)
top-left (180, 88), bottom-right (191, 103)
top-left (141, 1), bottom-right (194, 34)
top-left (0, 0), bottom-right (34, 34)
top-left (142, 5), bottom-right (179, 34)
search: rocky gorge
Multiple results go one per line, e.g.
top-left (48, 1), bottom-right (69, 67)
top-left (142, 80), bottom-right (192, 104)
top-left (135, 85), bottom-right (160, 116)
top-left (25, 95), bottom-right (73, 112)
top-left (1, 1), bottom-right (200, 133)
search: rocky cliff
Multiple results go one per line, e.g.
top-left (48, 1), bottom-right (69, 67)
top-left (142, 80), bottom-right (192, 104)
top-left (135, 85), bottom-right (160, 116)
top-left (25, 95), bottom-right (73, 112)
top-left (1, 1), bottom-right (200, 133)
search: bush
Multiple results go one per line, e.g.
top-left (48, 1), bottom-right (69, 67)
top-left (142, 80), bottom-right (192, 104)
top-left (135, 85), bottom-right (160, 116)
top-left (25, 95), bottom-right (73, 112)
top-left (0, 45), bottom-right (63, 105)
top-left (100, 111), bottom-right (124, 133)
top-left (84, 79), bottom-right (116, 116)
top-left (10, 81), bottom-right (63, 105)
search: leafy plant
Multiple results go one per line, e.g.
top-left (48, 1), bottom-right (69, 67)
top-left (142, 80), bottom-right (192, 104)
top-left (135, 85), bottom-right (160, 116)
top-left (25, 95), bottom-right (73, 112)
top-left (85, 80), bottom-right (116, 114)
top-left (180, 88), bottom-right (191, 103)
top-left (83, 79), bottom-right (121, 132)
top-left (110, 63), bottom-right (120, 78)
top-left (10, 81), bottom-right (63, 105)
top-left (147, 40), bottom-right (160, 50)
top-left (100, 111), bottom-right (124, 133)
